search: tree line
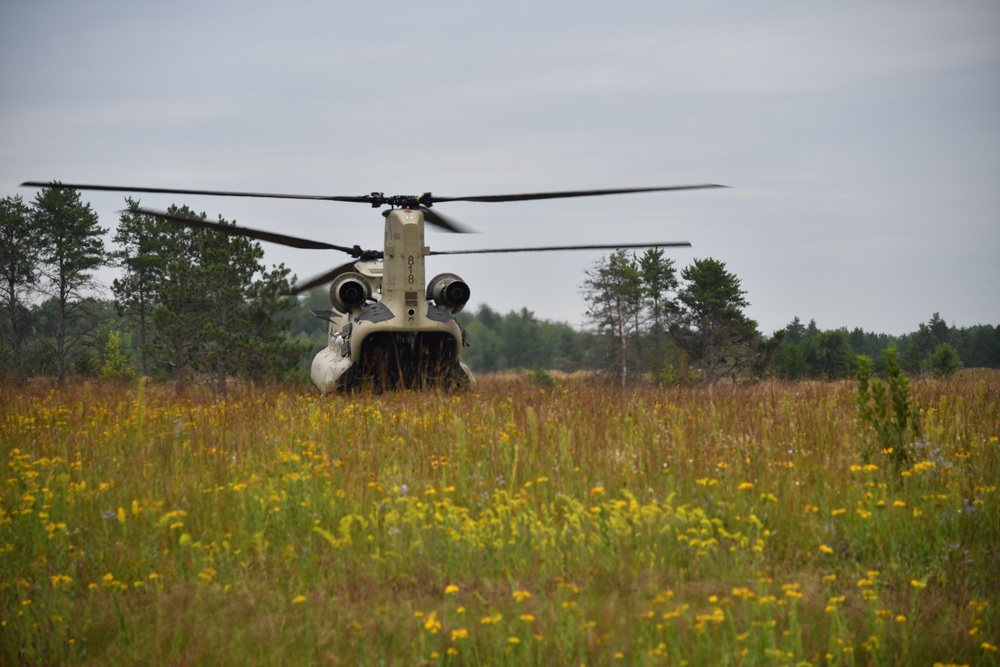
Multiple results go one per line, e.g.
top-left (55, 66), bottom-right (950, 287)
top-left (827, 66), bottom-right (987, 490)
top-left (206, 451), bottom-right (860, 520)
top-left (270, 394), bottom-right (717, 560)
top-left (459, 249), bottom-right (998, 384)
top-left (3, 186), bottom-right (997, 389)
top-left (457, 249), bottom-right (768, 385)
top-left (1, 186), bottom-right (302, 390)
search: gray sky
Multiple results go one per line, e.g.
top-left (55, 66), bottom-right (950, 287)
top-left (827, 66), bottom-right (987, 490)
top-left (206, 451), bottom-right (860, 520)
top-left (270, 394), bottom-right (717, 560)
top-left (3, 0), bottom-right (998, 335)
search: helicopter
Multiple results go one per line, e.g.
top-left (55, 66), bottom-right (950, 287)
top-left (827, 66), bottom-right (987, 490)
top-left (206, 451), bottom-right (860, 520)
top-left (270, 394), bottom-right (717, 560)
top-left (22, 181), bottom-right (724, 392)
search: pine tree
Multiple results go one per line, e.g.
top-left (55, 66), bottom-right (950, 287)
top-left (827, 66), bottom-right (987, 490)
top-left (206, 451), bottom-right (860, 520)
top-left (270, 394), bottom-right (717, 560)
top-left (149, 207), bottom-right (300, 392)
top-left (32, 185), bottom-right (107, 385)
top-left (638, 248), bottom-right (680, 381)
top-left (928, 343), bottom-right (962, 378)
top-left (0, 195), bottom-right (40, 383)
top-left (672, 258), bottom-right (759, 382)
top-left (807, 329), bottom-right (854, 380)
top-left (582, 250), bottom-right (643, 386)
top-left (110, 199), bottom-right (174, 375)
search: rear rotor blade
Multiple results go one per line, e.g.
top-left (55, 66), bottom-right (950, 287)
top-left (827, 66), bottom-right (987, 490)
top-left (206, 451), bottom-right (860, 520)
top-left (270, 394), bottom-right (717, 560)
top-left (432, 184), bottom-right (726, 204)
top-left (289, 260), bottom-right (370, 295)
top-left (429, 241), bottom-right (691, 256)
top-left (419, 205), bottom-right (474, 233)
top-left (124, 207), bottom-right (359, 253)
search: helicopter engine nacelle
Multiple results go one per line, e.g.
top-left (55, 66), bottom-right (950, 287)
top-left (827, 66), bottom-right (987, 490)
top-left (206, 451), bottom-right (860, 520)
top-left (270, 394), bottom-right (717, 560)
top-left (427, 273), bottom-right (470, 313)
top-left (330, 272), bottom-right (371, 312)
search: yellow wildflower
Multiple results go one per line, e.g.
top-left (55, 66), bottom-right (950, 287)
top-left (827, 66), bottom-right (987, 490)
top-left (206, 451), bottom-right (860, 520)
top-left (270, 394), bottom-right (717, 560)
top-left (424, 611), bottom-right (442, 634)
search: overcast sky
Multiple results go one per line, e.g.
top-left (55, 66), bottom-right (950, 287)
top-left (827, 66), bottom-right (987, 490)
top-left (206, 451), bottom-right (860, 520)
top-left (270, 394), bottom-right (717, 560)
top-left (2, 0), bottom-right (998, 335)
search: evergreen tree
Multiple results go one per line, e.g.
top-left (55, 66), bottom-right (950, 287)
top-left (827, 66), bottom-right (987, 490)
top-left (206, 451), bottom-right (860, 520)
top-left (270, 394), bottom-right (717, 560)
top-left (582, 250), bottom-right (644, 386)
top-left (785, 317), bottom-right (806, 345)
top-left (0, 195), bottom-right (40, 383)
top-left (928, 343), bottom-right (962, 378)
top-left (672, 258), bottom-right (759, 382)
top-left (771, 317), bottom-right (809, 379)
top-left (149, 206), bottom-right (300, 392)
top-left (806, 329), bottom-right (854, 380)
top-left (772, 336), bottom-right (809, 379)
top-left (500, 309), bottom-right (545, 369)
top-left (99, 328), bottom-right (136, 381)
top-left (110, 199), bottom-right (174, 375)
top-left (240, 261), bottom-right (301, 382)
top-left (902, 322), bottom-right (937, 373)
top-left (928, 312), bottom-right (949, 345)
top-left (31, 185), bottom-right (107, 385)
top-left (639, 248), bottom-right (680, 379)
top-left (805, 318), bottom-right (819, 340)
top-left (847, 327), bottom-right (867, 355)
top-left (953, 324), bottom-right (1000, 369)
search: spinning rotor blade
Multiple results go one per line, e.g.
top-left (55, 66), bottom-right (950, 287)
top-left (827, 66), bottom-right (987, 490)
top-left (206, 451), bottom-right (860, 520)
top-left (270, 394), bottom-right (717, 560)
top-left (21, 181), bottom-right (477, 233)
top-left (22, 181), bottom-right (371, 204)
top-left (429, 241), bottom-right (691, 256)
top-left (122, 207), bottom-right (360, 252)
top-left (431, 184), bottom-right (726, 204)
top-left (418, 205), bottom-right (474, 234)
top-left (289, 259), bottom-right (372, 296)
top-left (23, 182), bottom-right (724, 207)
top-left (24, 181), bottom-right (722, 239)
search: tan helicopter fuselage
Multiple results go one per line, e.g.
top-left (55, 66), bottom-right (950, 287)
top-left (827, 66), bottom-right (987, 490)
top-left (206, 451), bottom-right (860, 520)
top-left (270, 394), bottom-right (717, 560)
top-left (311, 208), bottom-right (475, 392)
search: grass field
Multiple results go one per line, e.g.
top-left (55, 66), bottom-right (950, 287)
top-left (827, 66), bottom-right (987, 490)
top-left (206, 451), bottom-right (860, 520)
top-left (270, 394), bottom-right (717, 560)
top-left (1, 372), bottom-right (998, 666)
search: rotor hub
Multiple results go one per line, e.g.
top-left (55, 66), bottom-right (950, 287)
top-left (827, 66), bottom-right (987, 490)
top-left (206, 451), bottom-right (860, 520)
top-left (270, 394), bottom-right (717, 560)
top-left (367, 193), bottom-right (434, 209)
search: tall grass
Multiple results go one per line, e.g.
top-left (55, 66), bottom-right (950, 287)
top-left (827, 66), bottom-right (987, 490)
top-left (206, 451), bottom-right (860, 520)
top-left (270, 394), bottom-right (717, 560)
top-left (1, 373), bottom-right (997, 665)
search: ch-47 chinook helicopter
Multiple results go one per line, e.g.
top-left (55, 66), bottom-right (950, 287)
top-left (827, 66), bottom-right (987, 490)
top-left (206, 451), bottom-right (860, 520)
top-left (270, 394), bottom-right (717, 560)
top-left (23, 181), bottom-right (724, 392)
